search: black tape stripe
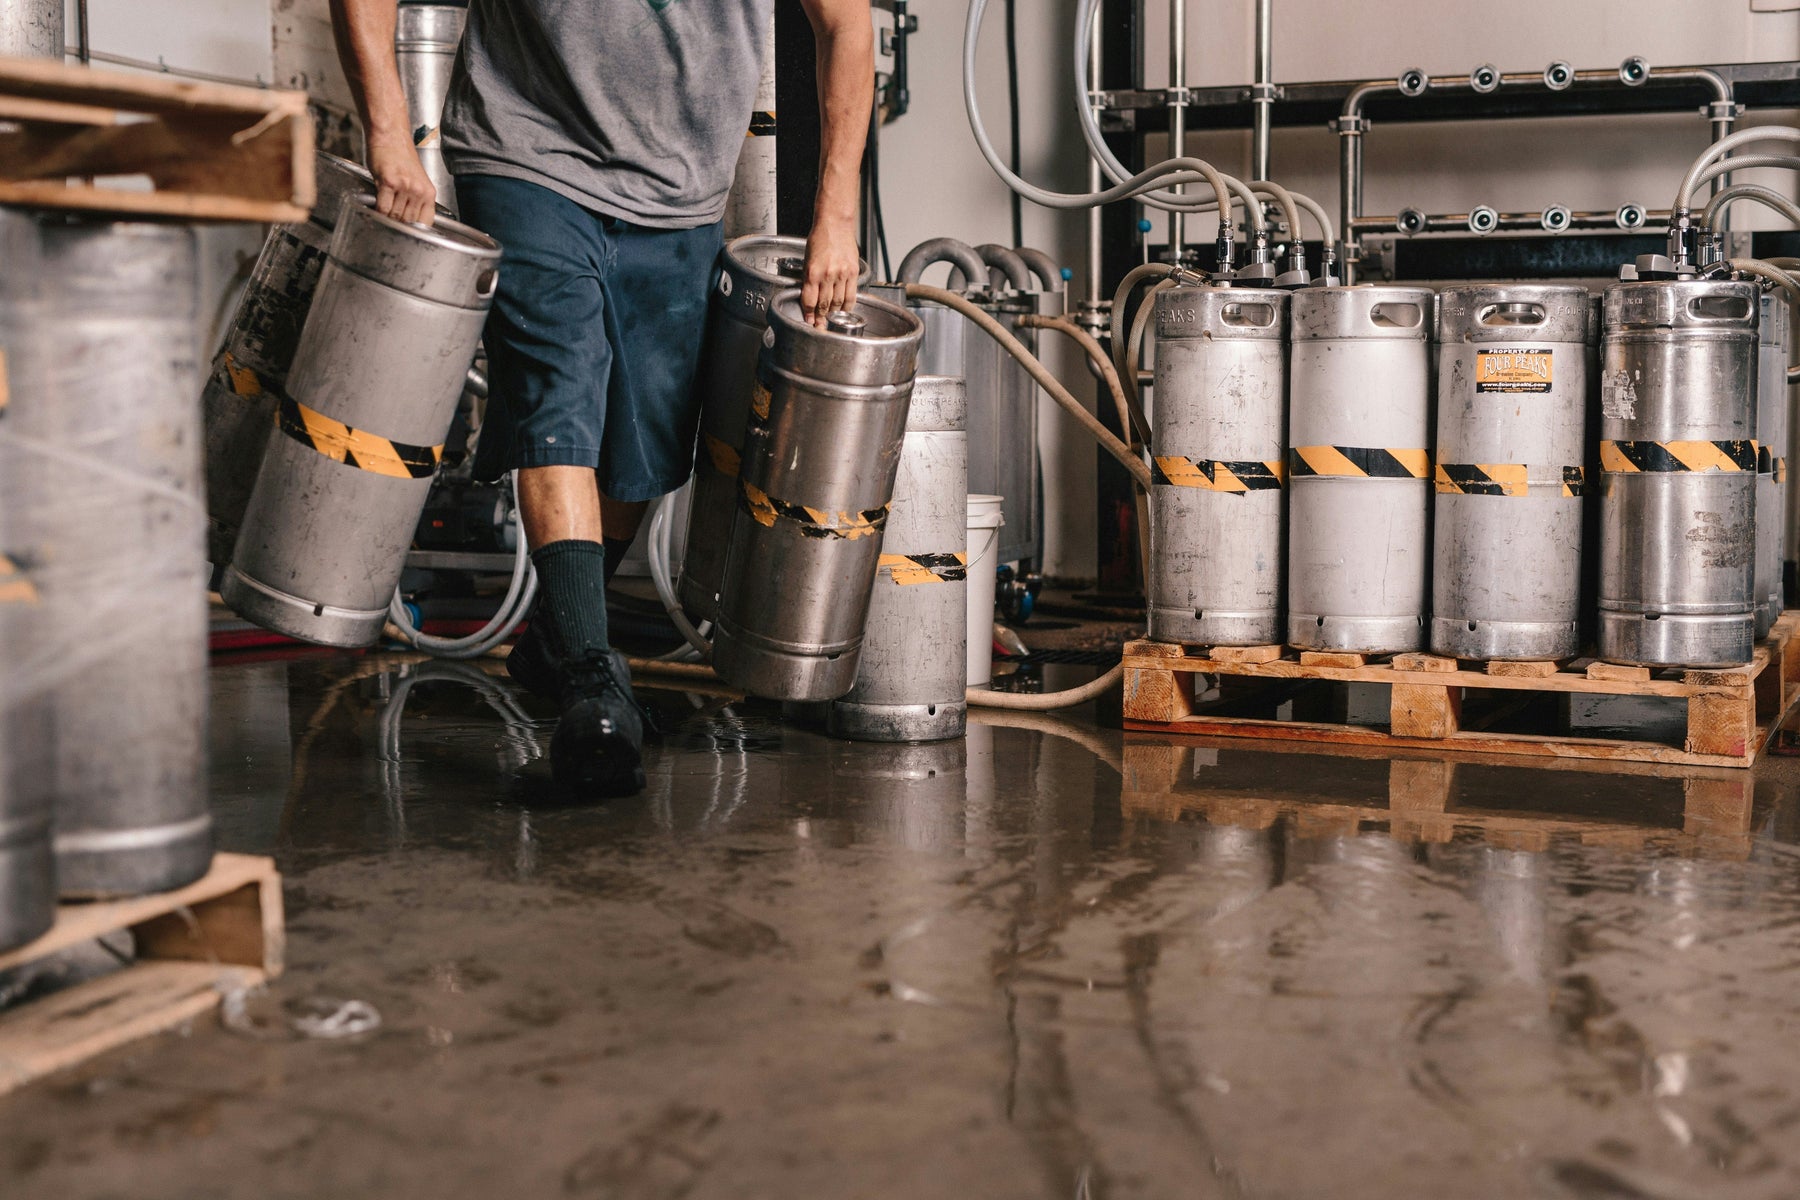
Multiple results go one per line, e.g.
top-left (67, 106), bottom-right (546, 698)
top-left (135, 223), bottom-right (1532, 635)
top-left (748, 111), bottom-right (778, 137)
top-left (1604, 440), bottom-right (1757, 473)
top-left (1290, 446), bottom-right (1427, 479)
top-left (276, 395), bottom-right (441, 480)
top-left (1150, 456), bottom-right (1285, 491)
top-left (1562, 465), bottom-right (1586, 497)
top-left (1438, 464), bottom-right (1509, 496)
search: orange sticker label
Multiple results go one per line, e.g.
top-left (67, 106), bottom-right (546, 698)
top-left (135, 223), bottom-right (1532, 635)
top-left (1476, 348), bottom-right (1553, 394)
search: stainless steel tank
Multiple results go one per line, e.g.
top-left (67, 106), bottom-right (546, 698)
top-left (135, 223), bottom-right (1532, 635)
top-left (1757, 292), bottom-right (1791, 638)
top-left (0, 214), bottom-right (212, 898)
top-left (1599, 279), bottom-right (1759, 667)
top-left (963, 247), bottom-right (1042, 567)
top-left (1287, 286), bottom-right (1435, 653)
top-left (395, 2), bottom-right (466, 215)
top-left (713, 292), bottom-right (925, 701)
top-left (1431, 285), bottom-right (1593, 660)
top-left (223, 201), bottom-right (500, 647)
top-left (0, 0), bottom-right (61, 58)
top-left (1147, 283), bottom-right (1289, 646)
top-left (203, 153), bottom-right (377, 571)
top-left (828, 374), bottom-right (968, 742)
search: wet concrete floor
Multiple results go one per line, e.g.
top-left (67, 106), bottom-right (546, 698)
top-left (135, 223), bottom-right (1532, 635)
top-left (6, 651), bottom-right (1800, 1198)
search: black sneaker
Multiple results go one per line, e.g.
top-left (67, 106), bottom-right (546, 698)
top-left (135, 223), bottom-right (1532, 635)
top-left (550, 648), bottom-right (646, 798)
top-left (505, 623), bottom-right (562, 702)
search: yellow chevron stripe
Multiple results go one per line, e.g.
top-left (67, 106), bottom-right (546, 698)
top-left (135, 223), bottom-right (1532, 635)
top-left (1389, 448), bottom-right (1431, 477)
top-left (751, 382), bottom-right (772, 421)
top-left (222, 351), bottom-right (263, 398)
top-left (879, 553), bottom-right (969, 585)
top-left (1666, 440), bottom-right (1746, 472)
top-left (1294, 445), bottom-right (1361, 477)
top-left (1600, 441), bottom-right (1634, 473)
top-left (285, 401), bottom-right (442, 480)
top-left (0, 554), bottom-right (36, 604)
top-left (704, 433), bottom-right (741, 479)
top-left (742, 480), bottom-right (778, 528)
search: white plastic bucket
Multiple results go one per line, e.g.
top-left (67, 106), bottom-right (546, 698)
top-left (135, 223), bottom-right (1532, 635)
top-left (967, 494), bottom-right (1005, 687)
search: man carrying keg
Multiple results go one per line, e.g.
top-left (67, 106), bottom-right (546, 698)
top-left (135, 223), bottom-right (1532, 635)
top-left (332, 0), bottom-right (871, 796)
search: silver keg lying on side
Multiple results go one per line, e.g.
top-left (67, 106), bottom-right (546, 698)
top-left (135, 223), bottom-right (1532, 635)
top-left (828, 374), bottom-right (968, 743)
top-left (0, 214), bottom-right (212, 898)
top-left (395, 2), bottom-right (467, 214)
top-left (223, 200), bottom-right (500, 647)
top-left (1757, 292), bottom-right (1792, 638)
top-left (1598, 279), bottom-right (1759, 667)
top-left (714, 291), bottom-right (924, 701)
top-left (1287, 286), bottom-right (1436, 653)
top-left (202, 153), bottom-right (378, 571)
top-left (1432, 286), bottom-right (1593, 660)
top-left (1147, 282), bottom-right (1289, 646)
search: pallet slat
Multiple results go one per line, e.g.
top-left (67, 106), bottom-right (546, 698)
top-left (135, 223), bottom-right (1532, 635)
top-left (0, 853), bottom-right (283, 1096)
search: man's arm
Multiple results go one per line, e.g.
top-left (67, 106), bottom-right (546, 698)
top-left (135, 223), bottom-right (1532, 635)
top-left (799, 0), bottom-right (874, 322)
top-left (330, 0), bottom-right (440, 225)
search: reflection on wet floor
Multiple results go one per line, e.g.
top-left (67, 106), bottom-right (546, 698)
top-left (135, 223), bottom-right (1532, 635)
top-left (9, 651), bottom-right (1800, 1199)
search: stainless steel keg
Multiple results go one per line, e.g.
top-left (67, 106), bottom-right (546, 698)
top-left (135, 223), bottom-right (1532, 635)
top-left (1147, 283), bottom-right (1289, 646)
top-left (1598, 279), bottom-right (1759, 667)
top-left (395, 3), bottom-right (467, 214)
top-left (0, 0), bottom-right (61, 58)
top-left (223, 200), bottom-right (500, 647)
top-left (1757, 292), bottom-right (1792, 638)
top-left (1287, 286), bottom-right (1435, 653)
top-left (0, 549), bottom-right (51, 948)
top-left (1431, 285), bottom-right (1593, 660)
top-left (713, 292), bottom-right (925, 701)
top-left (0, 213), bottom-right (212, 898)
top-left (723, 13), bottom-right (776, 238)
top-left (828, 375), bottom-right (968, 742)
top-left (203, 153), bottom-right (377, 570)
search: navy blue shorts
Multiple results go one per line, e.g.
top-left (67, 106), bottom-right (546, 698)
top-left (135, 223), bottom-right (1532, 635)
top-left (455, 174), bottom-right (723, 502)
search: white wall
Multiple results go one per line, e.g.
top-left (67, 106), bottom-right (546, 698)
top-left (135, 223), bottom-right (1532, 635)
top-left (882, 0), bottom-right (1800, 580)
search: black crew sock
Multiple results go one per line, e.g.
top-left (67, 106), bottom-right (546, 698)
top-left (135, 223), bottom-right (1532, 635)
top-left (602, 535), bottom-right (634, 585)
top-left (531, 539), bottom-right (610, 660)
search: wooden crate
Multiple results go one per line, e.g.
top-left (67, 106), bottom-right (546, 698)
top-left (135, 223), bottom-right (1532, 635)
top-left (1119, 736), bottom-right (1758, 860)
top-left (0, 853), bottom-right (284, 1095)
top-left (1122, 611), bottom-right (1800, 769)
top-left (0, 54), bottom-right (313, 223)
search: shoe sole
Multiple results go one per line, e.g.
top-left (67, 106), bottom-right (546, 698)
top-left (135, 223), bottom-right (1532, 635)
top-left (550, 733), bottom-right (646, 799)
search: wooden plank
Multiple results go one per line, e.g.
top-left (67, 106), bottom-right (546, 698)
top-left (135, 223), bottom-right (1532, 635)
top-left (0, 95), bottom-right (117, 126)
top-left (0, 53), bottom-right (312, 119)
top-left (0, 962), bottom-right (264, 1096)
top-left (1486, 659), bottom-right (1562, 678)
top-left (1588, 661), bottom-right (1652, 683)
top-left (1299, 650), bottom-right (1368, 668)
top-left (1123, 714), bottom-right (1761, 768)
top-left (1392, 683), bottom-right (1461, 739)
top-left (1686, 690), bottom-right (1756, 761)
top-left (1124, 638), bottom-right (1190, 659)
top-left (1205, 644), bottom-right (1284, 665)
top-left (1393, 653), bottom-right (1459, 674)
top-left (0, 181), bottom-right (308, 224)
top-left (0, 853), bottom-right (277, 974)
top-left (1122, 665), bottom-right (1194, 725)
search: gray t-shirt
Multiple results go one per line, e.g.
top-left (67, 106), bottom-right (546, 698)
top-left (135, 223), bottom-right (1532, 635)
top-left (441, 0), bottom-right (773, 228)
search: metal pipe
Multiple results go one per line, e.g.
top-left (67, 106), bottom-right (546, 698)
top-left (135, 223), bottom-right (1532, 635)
top-left (1351, 207), bottom-right (1674, 235)
top-left (1252, 0), bottom-right (1273, 182)
top-left (1085, 17), bottom-right (1103, 306)
top-left (76, 0), bottom-right (88, 64)
top-left (1337, 116), bottom-right (1364, 283)
top-left (1168, 0), bottom-right (1186, 260)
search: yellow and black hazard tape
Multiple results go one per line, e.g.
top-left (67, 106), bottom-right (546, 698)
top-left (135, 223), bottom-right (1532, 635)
top-left (740, 479), bottom-right (888, 541)
top-left (879, 552), bottom-right (968, 585)
top-left (1757, 443), bottom-right (1789, 483)
top-left (1289, 445), bottom-right (1430, 479)
top-left (704, 433), bottom-right (741, 480)
top-left (276, 396), bottom-right (442, 481)
top-left (747, 110), bottom-right (777, 138)
top-left (221, 351), bottom-right (266, 399)
top-left (1434, 464), bottom-right (1587, 497)
top-left (1600, 440), bottom-right (1757, 474)
top-left (1151, 455), bottom-right (1284, 493)
top-left (0, 553), bottom-right (37, 605)
top-left (749, 381), bottom-right (773, 424)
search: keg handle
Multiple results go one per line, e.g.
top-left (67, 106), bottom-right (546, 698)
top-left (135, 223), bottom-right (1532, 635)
top-left (1369, 302), bottom-right (1423, 329)
top-left (776, 256), bottom-right (807, 278)
top-left (476, 269), bottom-right (499, 301)
top-left (1477, 302), bottom-right (1546, 326)
top-left (1220, 301), bottom-right (1277, 328)
top-left (1688, 295), bottom-right (1754, 322)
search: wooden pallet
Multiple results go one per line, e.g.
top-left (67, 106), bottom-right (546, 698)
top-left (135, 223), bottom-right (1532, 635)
top-left (0, 853), bottom-right (284, 1095)
top-left (1122, 611), bottom-right (1800, 768)
top-left (0, 54), bottom-right (313, 223)
top-left (1119, 736), bottom-right (1758, 860)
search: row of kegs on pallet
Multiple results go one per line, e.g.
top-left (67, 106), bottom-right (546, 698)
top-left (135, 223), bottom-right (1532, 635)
top-left (1148, 277), bottom-right (1787, 669)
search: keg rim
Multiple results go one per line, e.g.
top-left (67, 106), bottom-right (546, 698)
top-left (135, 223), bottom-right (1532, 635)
top-left (339, 194), bottom-right (501, 259)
